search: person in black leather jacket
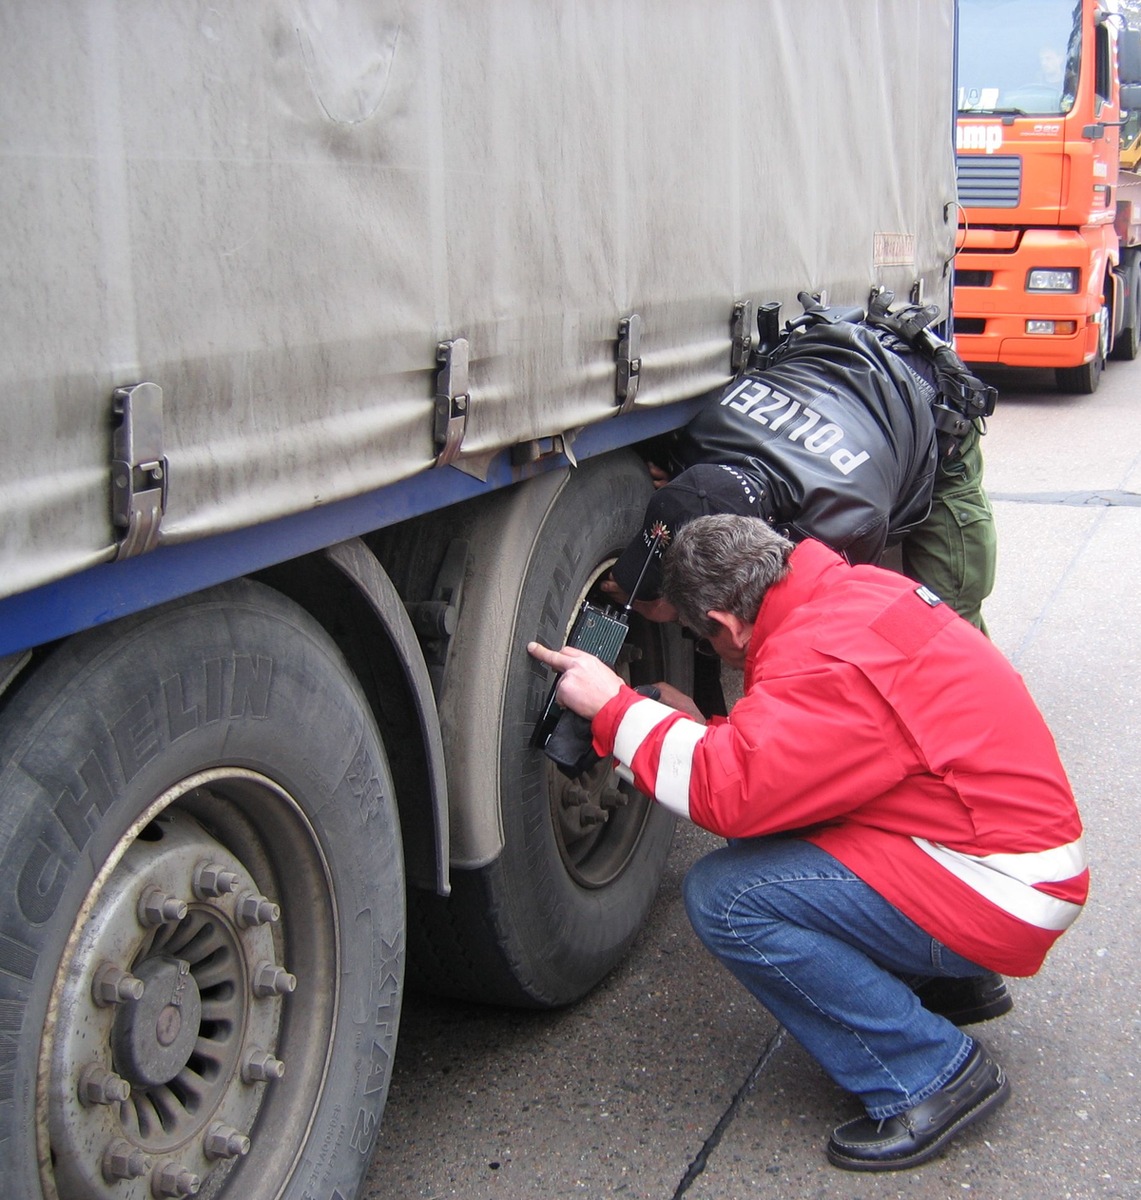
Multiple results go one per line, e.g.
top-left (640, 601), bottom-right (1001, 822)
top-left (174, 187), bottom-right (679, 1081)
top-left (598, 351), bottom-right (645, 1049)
top-left (606, 297), bottom-right (995, 632)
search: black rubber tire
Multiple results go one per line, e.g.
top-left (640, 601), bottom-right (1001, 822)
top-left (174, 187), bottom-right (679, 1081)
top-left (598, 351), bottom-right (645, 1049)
top-left (0, 580), bottom-right (404, 1200)
top-left (1111, 254), bottom-right (1141, 362)
top-left (1055, 355), bottom-right (1102, 394)
top-left (1057, 301), bottom-right (1108, 393)
top-left (406, 453), bottom-right (689, 1008)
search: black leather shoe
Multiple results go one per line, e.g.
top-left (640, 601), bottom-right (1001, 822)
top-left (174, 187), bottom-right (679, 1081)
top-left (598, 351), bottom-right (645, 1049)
top-left (827, 1042), bottom-right (1009, 1171)
top-left (912, 971), bottom-right (1013, 1026)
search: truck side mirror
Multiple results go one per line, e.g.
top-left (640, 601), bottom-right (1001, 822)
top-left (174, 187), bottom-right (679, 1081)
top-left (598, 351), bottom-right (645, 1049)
top-left (1120, 83), bottom-right (1141, 112)
top-left (1120, 28), bottom-right (1141, 87)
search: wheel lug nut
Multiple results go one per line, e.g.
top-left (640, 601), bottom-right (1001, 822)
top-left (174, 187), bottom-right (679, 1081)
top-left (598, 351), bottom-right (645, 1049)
top-left (80, 1062), bottom-right (131, 1106)
top-left (252, 962), bottom-right (297, 997)
top-left (561, 783), bottom-right (589, 808)
top-left (599, 785), bottom-right (629, 810)
top-left (204, 1121), bottom-right (251, 1159)
top-left (92, 961), bottom-right (145, 1006)
top-left (193, 861), bottom-right (240, 899)
top-left (242, 1047), bottom-right (285, 1082)
top-left (102, 1139), bottom-right (150, 1182)
top-left (138, 887), bottom-right (188, 927)
top-left (236, 892), bottom-right (280, 927)
top-left (153, 1162), bottom-right (201, 1197)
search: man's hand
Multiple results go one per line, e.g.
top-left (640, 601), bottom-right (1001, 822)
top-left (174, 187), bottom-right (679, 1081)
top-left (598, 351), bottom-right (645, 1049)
top-left (598, 575), bottom-right (680, 624)
top-left (528, 642), bottom-right (706, 726)
top-left (647, 462), bottom-right (673, 489)
top-left (527, 642), bottom-right (624, 719)
top-left (630, 596), bottom-right (680, 623)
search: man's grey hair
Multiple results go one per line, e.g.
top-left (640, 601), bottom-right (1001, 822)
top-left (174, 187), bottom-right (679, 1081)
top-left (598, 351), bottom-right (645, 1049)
top-left (661, 515), bottom-right (795, 637)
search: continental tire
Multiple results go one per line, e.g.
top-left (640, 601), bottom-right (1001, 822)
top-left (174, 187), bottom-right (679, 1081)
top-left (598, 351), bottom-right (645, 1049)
top-left (0, 580), bottom-right (404, 1200)
top-left (407, 452), bottom-right (688, 1008)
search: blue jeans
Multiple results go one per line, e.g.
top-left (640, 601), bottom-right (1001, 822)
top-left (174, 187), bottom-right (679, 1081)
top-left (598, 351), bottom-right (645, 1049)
top-left (683, 838), bottom-right (983, 1119)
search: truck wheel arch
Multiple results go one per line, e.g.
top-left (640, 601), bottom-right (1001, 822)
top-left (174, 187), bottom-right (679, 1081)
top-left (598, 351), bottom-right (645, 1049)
top-left (380, 452), bottom-right (692, 1007)
top-left (255, 542), bottom-right (451, 897)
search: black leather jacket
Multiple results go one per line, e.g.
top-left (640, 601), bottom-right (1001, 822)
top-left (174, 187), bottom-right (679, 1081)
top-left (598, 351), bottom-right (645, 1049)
top-left (665, 320), bottom-right (938, 564)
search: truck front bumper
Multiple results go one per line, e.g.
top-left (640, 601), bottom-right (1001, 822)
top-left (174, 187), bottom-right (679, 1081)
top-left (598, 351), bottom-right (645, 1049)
top-left (952, 227), bottom-right (1108, 368)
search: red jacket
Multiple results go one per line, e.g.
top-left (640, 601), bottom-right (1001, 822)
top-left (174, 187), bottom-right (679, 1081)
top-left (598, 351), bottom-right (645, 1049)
top-left (592, 540), bottom-right (1087, 976)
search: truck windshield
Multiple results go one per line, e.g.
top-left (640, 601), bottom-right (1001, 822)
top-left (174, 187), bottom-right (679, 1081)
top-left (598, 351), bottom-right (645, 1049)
top-left (958, 0), bottom-right (1081, 115)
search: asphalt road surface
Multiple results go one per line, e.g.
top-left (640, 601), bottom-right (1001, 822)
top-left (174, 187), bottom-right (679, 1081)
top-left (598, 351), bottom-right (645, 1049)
top-left (365, 359), bottom-right (1141, 1200)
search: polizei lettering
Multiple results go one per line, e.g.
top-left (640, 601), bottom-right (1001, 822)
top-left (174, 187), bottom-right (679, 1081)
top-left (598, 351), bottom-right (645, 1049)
top-left (718, 377), bottom-right (870, 475)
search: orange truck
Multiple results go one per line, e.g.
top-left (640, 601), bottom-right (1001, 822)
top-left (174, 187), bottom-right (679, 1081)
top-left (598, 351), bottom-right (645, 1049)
top-left (954, 0), bottom-right (1141, 392)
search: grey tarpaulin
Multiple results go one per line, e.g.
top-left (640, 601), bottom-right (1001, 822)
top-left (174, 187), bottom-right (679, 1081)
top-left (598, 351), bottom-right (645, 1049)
top-left (0, 1), bottom-right (957, 600)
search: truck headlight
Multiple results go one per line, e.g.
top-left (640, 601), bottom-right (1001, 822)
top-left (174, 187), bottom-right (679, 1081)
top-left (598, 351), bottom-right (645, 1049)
top-left (1027, 268), bottom-right (1079, 292)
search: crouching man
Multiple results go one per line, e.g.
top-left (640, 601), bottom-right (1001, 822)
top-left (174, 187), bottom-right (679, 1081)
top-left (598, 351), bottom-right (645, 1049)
top-left (527, 515), bottom-right (1086, 1171)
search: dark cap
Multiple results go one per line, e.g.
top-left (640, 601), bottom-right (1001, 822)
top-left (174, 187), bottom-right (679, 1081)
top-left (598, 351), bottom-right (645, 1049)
top-left (611, 464), bottom-right (766, 600)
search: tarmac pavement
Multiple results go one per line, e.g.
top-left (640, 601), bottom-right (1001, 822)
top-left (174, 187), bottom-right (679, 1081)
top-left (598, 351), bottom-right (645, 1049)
top-left (365, 358), bottom-right (1141, 1200)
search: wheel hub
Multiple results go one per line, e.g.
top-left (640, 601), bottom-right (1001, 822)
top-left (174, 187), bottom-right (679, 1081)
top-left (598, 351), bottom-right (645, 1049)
top-left (112, 956), bottom-right (203, 1089)
top-left (47, 793), bottom-right (293, 1199)
top-left (547, 567), bottom-right (658, 888)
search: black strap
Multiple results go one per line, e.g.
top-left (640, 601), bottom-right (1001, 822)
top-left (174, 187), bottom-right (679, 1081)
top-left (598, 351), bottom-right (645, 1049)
top-left (864, 289), bottom-right (996, 458)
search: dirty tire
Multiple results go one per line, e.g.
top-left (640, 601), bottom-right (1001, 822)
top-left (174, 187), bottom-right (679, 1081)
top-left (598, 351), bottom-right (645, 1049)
top-left (1057, 301), bottom-right (1108, 393)
top-left (408, 453), bottom-right (687, 1008)
top-left (0, 580), bottom-right (404, 1200)
top-left (1112, 253), bottom-right (1141, 362)
top-left (1056, 354), bottom-right (1102, 394)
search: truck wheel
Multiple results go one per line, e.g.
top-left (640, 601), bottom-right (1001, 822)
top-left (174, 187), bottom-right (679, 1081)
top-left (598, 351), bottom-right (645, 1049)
top-left (1111, 255), bottom-right (1141, 362)
top-left (0, 580), bottom-right (404, 1200)
top-left (408, 453), bottom-right (689, 1008)
top-left (1056, 303), bottom-right (1107, 394)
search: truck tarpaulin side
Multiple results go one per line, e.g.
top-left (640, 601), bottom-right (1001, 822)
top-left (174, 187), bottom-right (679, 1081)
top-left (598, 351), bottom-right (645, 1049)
top-left (0, 7), bottom-right (962, 1200)
top-left (1, 0), bottom-right (957, 605)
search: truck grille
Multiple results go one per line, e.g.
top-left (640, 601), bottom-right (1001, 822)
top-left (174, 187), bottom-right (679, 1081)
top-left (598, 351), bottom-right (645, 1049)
top-left (956, 154), bottom-right (1021, 208)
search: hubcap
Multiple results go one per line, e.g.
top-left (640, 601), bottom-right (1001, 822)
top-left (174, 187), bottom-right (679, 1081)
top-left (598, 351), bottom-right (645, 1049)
top-left (42, 771), bottom-right (332, 1200)
top-left (112, 954), bottom-right (204, 1090)
top-left (547, 562), bottom-right (660, 888)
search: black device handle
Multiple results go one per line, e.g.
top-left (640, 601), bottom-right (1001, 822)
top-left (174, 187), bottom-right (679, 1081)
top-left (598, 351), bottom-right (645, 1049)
top-left (532, 532), bottom-right (665, 774)
top-left (544, 685), bottom-right (661, 779)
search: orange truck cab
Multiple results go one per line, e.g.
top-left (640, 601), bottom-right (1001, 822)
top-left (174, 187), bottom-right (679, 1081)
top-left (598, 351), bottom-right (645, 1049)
top-left (954, 0), bottom-right (1141, 393)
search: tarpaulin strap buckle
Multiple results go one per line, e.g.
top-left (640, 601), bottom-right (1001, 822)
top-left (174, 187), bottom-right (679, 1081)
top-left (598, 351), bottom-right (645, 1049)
top-left (433, 338), bottom-right (470, 468)
top-left (111, 382), bottom-right (168, 561)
